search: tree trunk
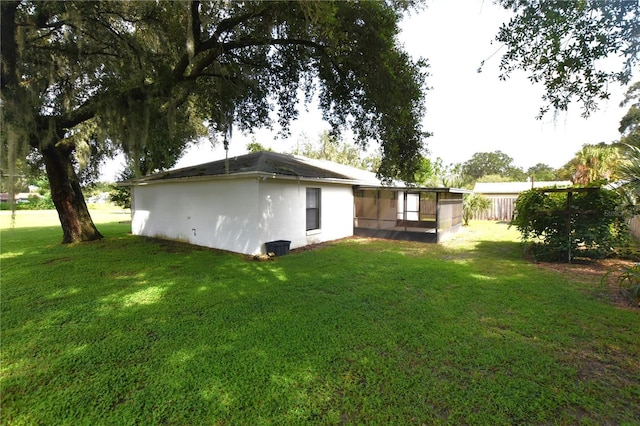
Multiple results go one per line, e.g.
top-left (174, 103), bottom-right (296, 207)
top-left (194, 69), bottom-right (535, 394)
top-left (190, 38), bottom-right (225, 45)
top-left (42, 144), bottom-right (103, 243)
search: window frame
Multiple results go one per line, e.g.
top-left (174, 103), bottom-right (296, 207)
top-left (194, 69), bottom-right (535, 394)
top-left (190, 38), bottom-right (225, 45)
top-left (306, 187), bottom-right (321, 232)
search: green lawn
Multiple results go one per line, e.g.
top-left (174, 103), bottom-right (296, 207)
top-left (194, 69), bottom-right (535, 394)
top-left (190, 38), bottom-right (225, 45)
top-left (1, 213), bottom-right (639, 425)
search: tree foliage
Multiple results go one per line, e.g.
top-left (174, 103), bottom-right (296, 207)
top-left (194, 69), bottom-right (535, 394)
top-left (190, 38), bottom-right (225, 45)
top-left (1, 0), bottom-right (428, 242)
top-left (557, 143), bottom-right (622, 185)
top-left (460, 151), bottom-right (525, 185)
top-left (4, 0), bottom-right (638, 244)
top-left (108, 169), bottom-right (134, 210)
top-left (495, 0), bottom-right (640, 118)
top-left (526, 163), bottom-right (559, 182)
top-left (463, 193), bottom-right (491, 226)
top-left (619, 81), bottom-right (640, 148)
top-left (430, 159), bottom-right (464, 188)
top-left (615, 82), bottom-right (640, 204)
top-left (617, 143), bottom-right (640, 205)
top-left (512, 188), bottom-right (631, 262)
top-left (293, 131), bottom-right (381, 172)
top-left (246, 141), bottom-right (272, 154)
top-left (408, 157), bottom-right (436, 186)
top-left (476, 174), bottom-right (517, 183)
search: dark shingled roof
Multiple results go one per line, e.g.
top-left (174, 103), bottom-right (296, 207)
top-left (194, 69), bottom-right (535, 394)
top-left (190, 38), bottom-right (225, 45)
top-left (134, 151), bottom-right (356, 183)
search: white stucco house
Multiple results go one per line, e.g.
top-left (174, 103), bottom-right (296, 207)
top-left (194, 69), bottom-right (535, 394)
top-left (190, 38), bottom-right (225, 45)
top-left (126, 151), bottom-right (468, 255)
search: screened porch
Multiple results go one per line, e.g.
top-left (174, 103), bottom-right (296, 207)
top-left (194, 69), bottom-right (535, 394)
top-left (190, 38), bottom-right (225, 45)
top-left (353, 187), bottom-right (467, 243)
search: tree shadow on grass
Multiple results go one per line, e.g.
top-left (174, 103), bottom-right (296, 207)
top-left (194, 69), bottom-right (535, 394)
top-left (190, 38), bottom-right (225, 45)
top-left (2, 229), bottom-right (640, 425)
top-left (3, 232), bottom-right (304, 423)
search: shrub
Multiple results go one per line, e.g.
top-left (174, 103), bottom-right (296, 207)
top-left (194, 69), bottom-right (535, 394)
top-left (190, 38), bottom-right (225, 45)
top-left (0, 195), bottom-right (55, 211)
top-left (109, 168), bottom-right (134, 209)
top-left (24, 194), bottom-right (55, 210)
top-left (463, 193), bottom-right (491, 225)
top-left (109, 184), bottom-right (130, 209)
top-left (511, 187), bottom-right (631, 261)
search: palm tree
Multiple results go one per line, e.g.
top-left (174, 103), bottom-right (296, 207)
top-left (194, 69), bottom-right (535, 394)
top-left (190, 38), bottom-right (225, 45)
top-left (618, 144), bottom-right (640, 204)
top-left (619, 81), bottom-right (640, 148)
top-left (571, 143), bottom-right (622, 185)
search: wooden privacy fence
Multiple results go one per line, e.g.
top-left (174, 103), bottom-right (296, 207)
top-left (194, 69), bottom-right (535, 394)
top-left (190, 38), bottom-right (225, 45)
top-left (473, 197), bottom-right (516, 221)
top-left (473, 197), bottom-right (640, 241)
top-left (630, 215), bottom-right (640, 239)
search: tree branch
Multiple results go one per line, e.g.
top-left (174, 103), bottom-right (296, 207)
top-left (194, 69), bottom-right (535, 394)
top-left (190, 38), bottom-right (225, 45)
top-left (172, 6), bottom-right (269, 82)
top-left (182, 34), bottom-right (347, 91)
top-left (1, 1), bottom-right (19, 91)
top-left (211, 7), bottom-right (270, 41)
top-left (222, 37), bottom-right (347, 82)
top-left (32, 43), bottom-right (121, 58)
top-left (224, 37), bottom-right (326, 51)
top-left (32, 85), bottom-right (150, 150)
top-left (190, 1), bottom-right (201, 49)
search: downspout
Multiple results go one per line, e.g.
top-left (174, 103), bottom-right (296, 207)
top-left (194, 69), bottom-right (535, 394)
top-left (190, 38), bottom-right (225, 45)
top-left (225, 146), bottom-right (229, 175)
top-left (223, 106), bottom-right (233, 175)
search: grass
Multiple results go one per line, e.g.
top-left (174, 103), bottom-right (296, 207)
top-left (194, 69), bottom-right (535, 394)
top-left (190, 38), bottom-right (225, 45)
top-left (1, 212), bottom-right (639, 425)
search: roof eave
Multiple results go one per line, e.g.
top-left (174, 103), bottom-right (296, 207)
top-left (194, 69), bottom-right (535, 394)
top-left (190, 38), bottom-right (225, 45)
top-left (356, 185), bottom-right (471, 194)
top-left (122, 171), bottom-right (364, 186)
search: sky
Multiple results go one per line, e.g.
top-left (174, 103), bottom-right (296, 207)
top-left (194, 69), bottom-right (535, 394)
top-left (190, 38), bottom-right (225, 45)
top-left (101, 0), bottom-right (636, 181)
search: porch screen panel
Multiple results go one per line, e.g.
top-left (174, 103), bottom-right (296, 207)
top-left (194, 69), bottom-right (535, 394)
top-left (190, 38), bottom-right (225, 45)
top-left (354, 190), bottom-right (377, 229)
top-left (419, 192), bottom-right (436, 221)
top-left (377, 190), bottom-right (397, 229)
top-left (355, 190), bottom-right (377, 219)
top-left (437, 193), bottom-right (462, 231)
top-left (451, 194), bottom-right (463, 227)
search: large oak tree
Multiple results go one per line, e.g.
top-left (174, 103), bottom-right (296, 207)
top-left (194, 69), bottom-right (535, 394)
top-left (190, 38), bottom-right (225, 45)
top-left (495, 0), bottom-right (639, 117)
top-left (460, 151), bottom-right (525, 184)
top-left (2, 0), bottom-right (639, 243)
top-left (1, 0), bottom-right (428, 243)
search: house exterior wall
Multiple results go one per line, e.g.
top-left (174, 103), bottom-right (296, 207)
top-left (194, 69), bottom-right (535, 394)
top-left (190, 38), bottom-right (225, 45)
top-left (131, 179), bottom-right (262, 254)
top-left (257, 179), bottom-right (354, 251)
top-left (131, 177), bottom-right (354, 255)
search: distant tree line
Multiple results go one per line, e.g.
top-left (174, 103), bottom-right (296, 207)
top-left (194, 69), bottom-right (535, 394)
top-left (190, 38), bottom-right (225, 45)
top-left (9, 78), bottom-right (640, 212)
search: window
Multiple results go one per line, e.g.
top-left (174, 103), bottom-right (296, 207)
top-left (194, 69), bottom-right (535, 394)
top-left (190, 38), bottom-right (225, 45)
top-left (306, 188), bottom-right (321, 231)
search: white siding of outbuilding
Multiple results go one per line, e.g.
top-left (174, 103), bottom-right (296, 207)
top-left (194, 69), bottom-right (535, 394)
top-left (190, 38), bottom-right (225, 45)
top-left (131, 177), bottom-right (354, 255)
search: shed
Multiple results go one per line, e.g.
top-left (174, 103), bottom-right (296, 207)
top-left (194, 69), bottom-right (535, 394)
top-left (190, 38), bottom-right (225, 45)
top-left (126, 151), bottom-right (468, 255)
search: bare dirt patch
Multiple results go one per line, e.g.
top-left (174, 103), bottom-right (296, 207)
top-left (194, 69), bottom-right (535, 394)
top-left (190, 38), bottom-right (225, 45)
top-left (535, 258), bottom-right (639, 309)
top-left (288, 237), bottom-right (359, 254)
